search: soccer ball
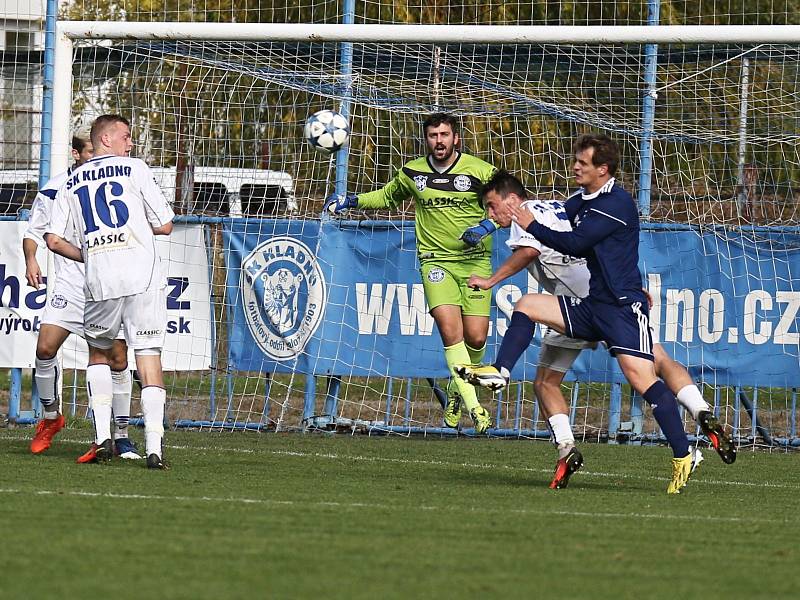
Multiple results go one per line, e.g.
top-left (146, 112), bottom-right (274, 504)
top-left (304, 109), bottom-right (350, 154)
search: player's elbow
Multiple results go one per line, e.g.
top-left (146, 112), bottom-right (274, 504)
top-left (154, 221), bottom-right (174, 236)
top-left (516, 247), bottom-right (540, 261)
top-left (45, 233), bottom-right (60, 252)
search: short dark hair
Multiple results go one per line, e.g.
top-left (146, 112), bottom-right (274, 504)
top-left (481, 169), bottom-right (528, 200)
top-left (72, 133), bottom-right (90, 153)
top-left (90, 114), bottom-right (130, 147)
top-left (422, 112), bottom-right (459, 134)
top-left (573, 133), bottom-right (619, 176)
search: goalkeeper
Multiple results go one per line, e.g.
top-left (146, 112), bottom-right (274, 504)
top-left (326, 113), bottom-right (497, 434)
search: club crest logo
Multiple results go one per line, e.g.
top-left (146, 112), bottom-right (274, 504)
top-left (414, 175), bottom-right (428, 191)
top-left (240, 236), bottom-right (327, 360)
top-left (51, 294), bottom-right (68, 309)
top-left (427, 267), bottom-right (446, 283)
top-left (453, 175), bottom-right (471, 192)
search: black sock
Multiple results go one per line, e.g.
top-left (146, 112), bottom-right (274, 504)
top-left (643, 380), bottom-right (690, 458)
top-left (493, 311), bottom-right (536, 375)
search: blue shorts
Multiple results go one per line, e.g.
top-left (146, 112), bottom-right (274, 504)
top-left (558, 295), bottom-right (654, 361)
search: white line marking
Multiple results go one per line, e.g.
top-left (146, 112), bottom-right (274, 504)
top-left (1, 431), bottom-right (795, 490)
top-left (0, 487), bottom-right (792, 524)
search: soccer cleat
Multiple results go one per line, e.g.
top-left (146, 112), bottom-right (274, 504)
top-left (114, 437), bottom-right (142, 460)
top-left (454, 364), bottom-right (509, 392)
top-left (443, 379), bottom-right (463, 428)
top-left (667, 452), bottom-right (695, 494)
top-left (76, 443), bottom-right (98, 464)
top-left (95, 438), bottom-right (114, 462)
top-left (76, 439), bottom-right (113, 464)
top-left (30, 414), bottom-right (66, 454)
top-left (549, 447), bottom-right (584, 489)
top-left (470, 406), bottom-right (492, 435)
top-left (146, 454), bottom-right (168, 470)
top-left (698, 410), bottom-right (736, 464)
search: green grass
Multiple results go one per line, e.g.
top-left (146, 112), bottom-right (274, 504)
top-left (1, 428), bottom-right (798, 599)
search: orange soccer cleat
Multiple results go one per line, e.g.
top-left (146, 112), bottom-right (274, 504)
top-left (76, 439), bottom-right (114, 464)
top-left (549, 447), bottom-right (584, 489)
top-left (30, 414), bottom-right (65, 454)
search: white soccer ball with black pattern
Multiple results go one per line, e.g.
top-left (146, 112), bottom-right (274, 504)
top-left (304, 109), bottom-right (350, 154)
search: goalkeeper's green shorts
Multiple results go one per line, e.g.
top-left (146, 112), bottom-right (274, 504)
top-left (420, 258), bottom-right (492, 317)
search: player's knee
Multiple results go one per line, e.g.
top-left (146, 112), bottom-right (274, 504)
top-left (533, 377), bottom-right (560, 400)
top-left (35, 346), bottom-right (58, 361)
top-left (515, 294), bottom-right (536, 314)
top-left (109, 357), bottom-right (129, 371)
top-left (109, 343), bottom-right (129, 371)
top-left (515, 293), bottom-right (549, 320)
top-left (653, 350), bottom-right (676, 377)
top-left (465, 334), bottom-right (487, 350)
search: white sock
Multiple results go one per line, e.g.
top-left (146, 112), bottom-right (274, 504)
top-left (676, 384), bottom-right (711, 421)
top-left (548, 413), bottom-right (574, 449)
top-left (35, 355), bottom-right (60, 419)
top-left (86, 364), bottom-right (113, 444)
top-left (111, 369), bottom-right (132, 439)
top-left (142, 386), bottom-right (166, 458)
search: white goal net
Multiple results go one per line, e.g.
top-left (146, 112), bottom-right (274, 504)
top-left (45, 21), bottom-right (800, 447)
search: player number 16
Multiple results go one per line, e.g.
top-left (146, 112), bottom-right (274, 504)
top-left (76, 182), bottom-right (130, 234)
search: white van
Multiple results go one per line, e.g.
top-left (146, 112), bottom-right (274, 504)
top-left (0, 166), bottom-right (297, 216)
top-left (150, 166), bottom-right (297, 216)
top-left (0, 169), bottom-right (38, 216)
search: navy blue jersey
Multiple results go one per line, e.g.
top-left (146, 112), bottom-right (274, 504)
top-left (527, 178), bottom-right (645, 306)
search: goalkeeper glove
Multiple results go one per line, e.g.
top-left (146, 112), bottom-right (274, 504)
top-left (324, 193), bottom-right (359, 215)
top-left (460, 219), bottom-right (497, 247)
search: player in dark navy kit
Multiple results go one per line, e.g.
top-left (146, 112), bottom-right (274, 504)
top-left (458, 134), bottom-right (711, 494)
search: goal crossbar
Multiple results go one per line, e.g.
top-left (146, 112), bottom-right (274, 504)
top-left (59, 21), bottom-right (800, 44)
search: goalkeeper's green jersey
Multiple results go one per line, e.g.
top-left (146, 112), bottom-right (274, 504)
top-left (357, 152), bottom-right (496, 263)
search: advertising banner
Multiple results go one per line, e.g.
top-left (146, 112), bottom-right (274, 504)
top-left (0, 222), bottom-right (212, 370)
top-left (225, 219), bottom-right (800, 387)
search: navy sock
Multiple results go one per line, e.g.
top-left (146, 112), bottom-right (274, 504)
top-left (493, 311), bottom-right (536, 375)
top-left (643, 380), bottom-right (690, 458)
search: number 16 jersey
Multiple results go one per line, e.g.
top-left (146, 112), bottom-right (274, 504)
top-left (48, 155), bottom-right (175, 301)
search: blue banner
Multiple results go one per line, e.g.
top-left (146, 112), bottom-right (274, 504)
top-left (224, 219), bottom-right (324, 374)
top-left (224, 219), bottom-right (800, 386)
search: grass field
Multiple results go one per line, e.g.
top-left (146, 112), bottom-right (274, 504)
top-left (1, 426), bottom-right (798, 600)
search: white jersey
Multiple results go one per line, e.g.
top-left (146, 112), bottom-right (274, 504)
top-left (48, 155), bottom-right (175, 301)
top-left (24, 167), bottom-right (85, 299)
top-left (507, 199), bottom-right (590, 298)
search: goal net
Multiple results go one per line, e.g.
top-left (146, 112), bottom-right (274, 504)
top-left (48, 20), bottom-right (800, 447)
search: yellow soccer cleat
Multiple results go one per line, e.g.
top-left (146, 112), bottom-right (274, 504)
top-left (454, 364), bottom-right (509, 392)
top-left (443, 379), bottom-right (463, 428)
top-left (470, 406), bottom-right (492, 435)
top-left (666, 448), bottom-right (703, 494)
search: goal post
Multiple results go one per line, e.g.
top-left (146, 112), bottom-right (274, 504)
top-left (47, 21), bottom-right (800, 444)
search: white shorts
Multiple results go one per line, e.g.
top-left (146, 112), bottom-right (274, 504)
top-left (84, 288), bottom-right (167, 351)
top-left (542, 326), bottom-right (597, 351)
top-left (538, 342), bottom-right (581, 373)
top-left (42, 282), bottom-right (125, 340)
top-left (41, 286), bottom-right (85, 337)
